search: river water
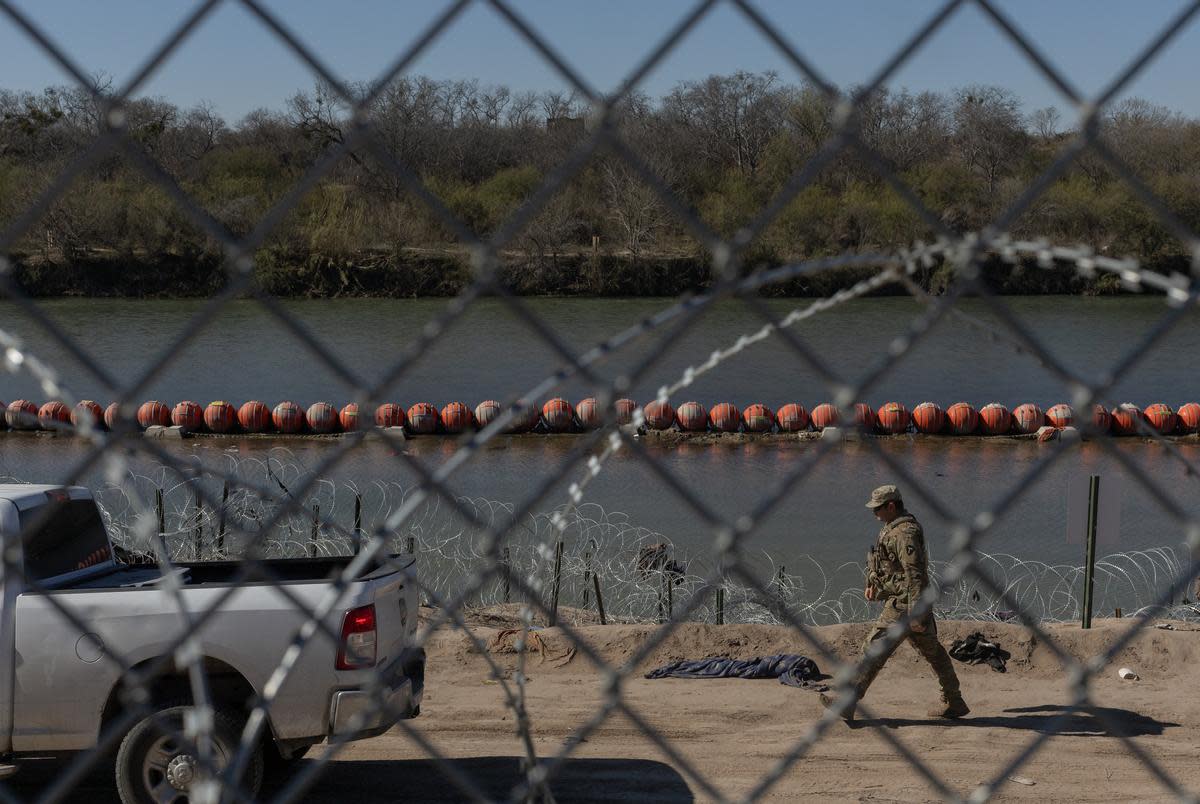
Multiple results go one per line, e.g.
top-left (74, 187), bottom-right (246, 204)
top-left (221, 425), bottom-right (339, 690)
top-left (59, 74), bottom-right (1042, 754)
top-left (1, 296), bottom-right (1199, 608)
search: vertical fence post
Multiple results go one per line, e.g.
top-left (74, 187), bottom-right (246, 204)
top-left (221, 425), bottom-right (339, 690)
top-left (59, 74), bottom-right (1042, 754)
top-left (502, 546), bottom-right (511, 604)
top-left (665, 572), bottom-right (673, 621)
top-left (310, 503), bottom-right (319, 559)
top-left (550, 540), bottom-right (563, 626)
top-left (592, 572), bottom-right (606, 625)
top-left (406, 535), bottom-right (415, 555)
top-left (353, 492), bottom-right (362, 555)
top-left (582, 548), bottom-right (591, 607)
top-left (657, 576), bottom-right (665, 623)
top-left (716, 586), bottom-right (725, 625)
top-left (155, 486), bottom-right (164, 536)
top-left (1082, 475), bottom-right (1100, 629)
top-left (216, 480), bottom-right (228, 554)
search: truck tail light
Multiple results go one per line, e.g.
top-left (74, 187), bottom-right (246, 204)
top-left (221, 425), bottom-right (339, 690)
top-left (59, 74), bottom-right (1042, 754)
top-left (335, 604), bottom-right (377, 670)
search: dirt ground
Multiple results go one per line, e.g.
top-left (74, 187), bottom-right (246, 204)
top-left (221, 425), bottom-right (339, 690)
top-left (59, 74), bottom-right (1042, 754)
top-left (11, 611), bottom-right (1199, 802)
top-left (318, 612), bottom-right (1200, 802)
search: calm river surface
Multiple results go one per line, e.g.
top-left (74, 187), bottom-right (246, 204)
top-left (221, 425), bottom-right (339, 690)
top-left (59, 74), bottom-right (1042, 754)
top-left (2, 296), bottom-right (1199, 574)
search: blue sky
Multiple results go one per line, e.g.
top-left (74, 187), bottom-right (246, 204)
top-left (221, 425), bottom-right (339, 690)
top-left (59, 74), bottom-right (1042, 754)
top-left (0, 1), bottom-right (1196, 123)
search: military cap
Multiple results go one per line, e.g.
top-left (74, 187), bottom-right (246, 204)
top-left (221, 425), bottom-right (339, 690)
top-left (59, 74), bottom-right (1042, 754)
top-left (865, 484), bottom-right (903, 508)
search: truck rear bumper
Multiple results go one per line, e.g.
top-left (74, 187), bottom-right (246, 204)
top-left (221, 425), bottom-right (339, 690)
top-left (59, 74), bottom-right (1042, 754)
top-left (328, 647), bottom-right (425, 738)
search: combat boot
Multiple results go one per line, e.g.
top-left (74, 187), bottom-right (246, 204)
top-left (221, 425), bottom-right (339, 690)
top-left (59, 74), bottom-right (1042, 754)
top-left (819, 692), bottom-right (855, 722)
top-left (927, 695), bottom-right (969, 719)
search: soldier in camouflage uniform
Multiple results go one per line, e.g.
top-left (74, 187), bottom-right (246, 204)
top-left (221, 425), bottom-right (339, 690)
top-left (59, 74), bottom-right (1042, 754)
top-left (819, 485), bottom-right (969, 721)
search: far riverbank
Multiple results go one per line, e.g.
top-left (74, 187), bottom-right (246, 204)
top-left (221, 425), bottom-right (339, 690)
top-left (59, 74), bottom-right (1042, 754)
top-left (7, 248), bottom-right (1180, 299)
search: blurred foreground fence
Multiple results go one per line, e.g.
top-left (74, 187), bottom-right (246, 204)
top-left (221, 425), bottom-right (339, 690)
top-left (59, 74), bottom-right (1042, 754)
top-left (2, 0), bottom-right (1200, 801)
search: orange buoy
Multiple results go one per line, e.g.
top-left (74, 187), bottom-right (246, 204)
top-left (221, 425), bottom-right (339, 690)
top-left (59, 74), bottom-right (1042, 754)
top-left (137, 401), bottom-right (171, 430)
top-left (1178, 402), bottom-right (1200, 434)
top-left (1143, 403), bottom-right (1177, 435)
top-left (239, 400), bottom-right (272, 433)
top-left (6, 399), bottom-right (38, 430)
top-left (1012, 403), bottom-right (1044, 435)
top-left (615, 399), bottom-right (637, 425)
top-left (1110, 403), bottom-right (1140, 436)
top-left (709, 402), bottom-right (741, 432)
top-left (1091, 404), bottom-right (1112, 434)
top-left (474, 400), bottom-right (501, 429)
top-left (1046, 403), bottom-right (1074, 429)
top-left (876, 402), bottom-right (909, 435)
top-left (676, 401), bottom-right (708, 432)
top-left (103, 402), bottom-right (122, 430)
top-left (775, 403), bottom-right (809, 432)
top-left (272, 401), bottom-right (306, 434)
top-left (339, 403), bottom-right (362, 431)
top-left (306, 402), bottom-right (339, 434)
top-left (643, 400), bottom-right (675, 430)
top-left (575, 398), bottom-right (601, 430)
top-left (850, 403), bottom-right (874, 431)
top-left (946, 402), bottom-right (978, 435)
top-left (541, 398), bottom-right (575, 432)
top-left (441, 401), bottom-right (475, 433)
top-left (911, 402), bottom-right (945, 434)
top-left (38, 400), bottom-right (71, 430)
top-left (979, 403), bottom-right (1011, 436)
top-left (742, 404), bottom-right (774, 433)
top-left (172, 401), bottom-right (204, 431)
top-left (375, 403), bottom-right (406, 428)
top-left (204, 401), bottom-right (237, 434)
top-left (72, 400), bottom-right (104, 430)
top-left (406, 403), bottom-right (439, 435)
top-left (810, 403), bottom-right (840, 430)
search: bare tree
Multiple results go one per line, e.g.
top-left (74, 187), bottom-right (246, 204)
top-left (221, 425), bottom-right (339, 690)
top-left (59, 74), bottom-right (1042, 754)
top-left (663, 70), bottom-right (787, 175)
top-left (1031, 106), bottom-right (1061, 139)
top-left (602, 159), bottom-right (674, 256)
top-left (952, 85), bottom-right (1028, 194)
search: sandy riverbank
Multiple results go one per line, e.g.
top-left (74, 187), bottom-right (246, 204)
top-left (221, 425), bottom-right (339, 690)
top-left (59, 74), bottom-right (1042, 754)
top-left (10, 609), bottom-right (1198, 802)
top-left (335, 610), bottom-right (1200, 801)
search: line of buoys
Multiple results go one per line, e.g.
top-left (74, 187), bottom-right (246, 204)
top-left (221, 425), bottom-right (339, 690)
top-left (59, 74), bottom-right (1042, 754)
top-left (4, 397), bottom-right (1200, 438)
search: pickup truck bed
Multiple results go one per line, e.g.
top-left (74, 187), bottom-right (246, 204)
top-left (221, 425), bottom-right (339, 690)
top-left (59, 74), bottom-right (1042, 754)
top-left (0, 484), bottom-right (424, 802)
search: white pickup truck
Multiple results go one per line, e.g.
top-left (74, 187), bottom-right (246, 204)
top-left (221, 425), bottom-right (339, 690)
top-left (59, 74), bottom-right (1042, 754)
top-left (0, 484), bottom-right (424, 802)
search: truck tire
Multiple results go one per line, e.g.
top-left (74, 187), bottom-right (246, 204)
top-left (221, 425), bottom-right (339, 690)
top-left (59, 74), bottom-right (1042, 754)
top-left (115, 703), bottom-right (263, 804)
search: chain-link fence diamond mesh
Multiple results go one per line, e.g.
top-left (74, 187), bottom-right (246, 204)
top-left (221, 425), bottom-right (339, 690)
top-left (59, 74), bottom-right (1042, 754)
top-left (1, 0), bottom-right (1200, 801)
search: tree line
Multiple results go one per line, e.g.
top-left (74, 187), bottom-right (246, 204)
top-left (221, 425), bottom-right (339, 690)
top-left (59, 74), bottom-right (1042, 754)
top-left (1, 71), bottom-right (1196, 292)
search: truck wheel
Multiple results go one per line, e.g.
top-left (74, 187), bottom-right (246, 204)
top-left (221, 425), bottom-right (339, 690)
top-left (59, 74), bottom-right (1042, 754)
top-left (115, 704), bottom-right (263, 804)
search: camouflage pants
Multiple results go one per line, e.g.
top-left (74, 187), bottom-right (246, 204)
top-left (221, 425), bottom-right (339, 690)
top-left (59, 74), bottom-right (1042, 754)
top-left (853, 601), bottom-right (962, 702)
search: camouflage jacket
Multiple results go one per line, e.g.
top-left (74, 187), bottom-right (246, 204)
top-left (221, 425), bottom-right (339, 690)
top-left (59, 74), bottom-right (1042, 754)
top-left (866, 513), bottom-right (929, 608)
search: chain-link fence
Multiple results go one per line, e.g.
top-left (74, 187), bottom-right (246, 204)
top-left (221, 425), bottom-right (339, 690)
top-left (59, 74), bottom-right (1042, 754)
top-left (1, 0), bottom-right (1200, 801)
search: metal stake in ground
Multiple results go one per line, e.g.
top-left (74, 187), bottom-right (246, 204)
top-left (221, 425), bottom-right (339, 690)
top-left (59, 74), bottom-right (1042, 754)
top-left (353, 492), bottom-right (362, 555)
top-left (582, 547), bottom-right (591, 607)
top-left (550, 540), bottom-right (564, 626)
top-left (592, 572), bottom-right (606, 625)
top-left (1082, 474), bottom-right (1100, 629)
top-left (501, 546), bottom-right (511, 603)
top-left (154, 486), bottom-right (165, 559)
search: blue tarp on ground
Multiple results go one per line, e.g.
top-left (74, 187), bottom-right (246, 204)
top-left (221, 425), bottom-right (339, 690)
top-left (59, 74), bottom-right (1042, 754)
top-left (645, 654), bottom-right (824, 689)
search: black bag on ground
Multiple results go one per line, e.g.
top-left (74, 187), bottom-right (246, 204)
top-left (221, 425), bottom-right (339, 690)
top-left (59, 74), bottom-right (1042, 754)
top-left (645, 654), bottom-right (824, 689)
top-left (948, 631), bottom-right (1011, 672)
